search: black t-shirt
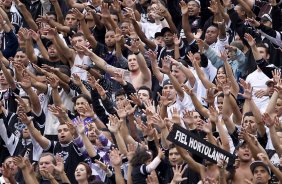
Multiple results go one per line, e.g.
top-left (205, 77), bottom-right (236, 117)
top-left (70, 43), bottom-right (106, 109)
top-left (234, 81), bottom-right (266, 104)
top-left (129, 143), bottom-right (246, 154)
top-left (45, 141), bottom-right (86, 184)
top-left (37, 57), bottom-right (67, 68)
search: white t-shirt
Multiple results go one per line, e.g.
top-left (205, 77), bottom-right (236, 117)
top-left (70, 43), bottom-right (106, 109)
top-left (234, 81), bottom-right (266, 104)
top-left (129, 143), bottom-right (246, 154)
top-left (246, 69), bottom-right (270, 112)
top-left (71, 55), bottom-right (92, 80)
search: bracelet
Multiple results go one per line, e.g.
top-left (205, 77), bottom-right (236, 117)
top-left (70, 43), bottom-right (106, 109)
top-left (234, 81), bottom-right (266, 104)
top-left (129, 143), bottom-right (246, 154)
top-left (134, 51), bottom-right (140, 55)
top-left (160, 17), bottom-right (165, 21)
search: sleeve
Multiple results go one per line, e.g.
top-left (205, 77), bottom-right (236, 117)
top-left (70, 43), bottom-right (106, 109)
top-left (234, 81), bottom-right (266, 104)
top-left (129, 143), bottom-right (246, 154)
top-left (90, 90), bottom-right (109, 124)
top-left (257, 24), bottom-right (282, 47)
top-left (101, 97), bottom-right (117, 115)
top-left (31, 136), bottom-right (43, 161)
top-left (145, 156), bottom-right (161, 173)
top-left (2, 30), bottom-right (19, 58)
top-left (98, 134), bottom-right (112, 148)
top-left (214, 36), bottom-right (229, 54)
top-left (203, 47), bottom-right (223, 69)
top-left (236, 48), bottom-right (246, 72)
top-left (202, 60), bottom-right (217, 82)
top-left (116, 55), bottom-right (129, 69)
top-left (0, 118), bottom-right (19, 156)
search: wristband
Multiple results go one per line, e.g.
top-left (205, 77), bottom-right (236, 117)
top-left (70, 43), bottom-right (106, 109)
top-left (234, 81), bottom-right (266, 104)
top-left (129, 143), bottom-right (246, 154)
top-left (134, 51), bottom-right (140, 55)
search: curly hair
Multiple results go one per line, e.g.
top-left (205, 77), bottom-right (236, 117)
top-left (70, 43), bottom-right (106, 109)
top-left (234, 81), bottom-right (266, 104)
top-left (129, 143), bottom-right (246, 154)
top-left (130, 148), bottom-right (152, 167)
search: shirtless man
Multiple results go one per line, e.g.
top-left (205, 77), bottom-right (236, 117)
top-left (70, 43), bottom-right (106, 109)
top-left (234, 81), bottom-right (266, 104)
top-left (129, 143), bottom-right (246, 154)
top-left (231, 141), bottom-right (253, 184)
top-left (78, 41), bottom-right (151, 90)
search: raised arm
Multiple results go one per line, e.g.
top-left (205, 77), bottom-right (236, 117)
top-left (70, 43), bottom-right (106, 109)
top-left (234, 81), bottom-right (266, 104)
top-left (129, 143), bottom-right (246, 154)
top-left (19, 113), bottom-right (50, 150)
top-left (14, 0), bottom-right (38, 31)
top-left (18, 73), bottom-right (42, 116)
top-left (262, 113), bottom-right (282, 157)
top-left (125, 41), bottom-right (151, 83)
top-left (180, 1), bottom-right (194, 44)
top-left (72, 8), bottom-right (98, 49)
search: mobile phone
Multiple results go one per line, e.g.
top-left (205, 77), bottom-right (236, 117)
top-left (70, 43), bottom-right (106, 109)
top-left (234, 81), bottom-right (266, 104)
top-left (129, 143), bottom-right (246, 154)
top-left (103, 0), bottom-right (113, 3)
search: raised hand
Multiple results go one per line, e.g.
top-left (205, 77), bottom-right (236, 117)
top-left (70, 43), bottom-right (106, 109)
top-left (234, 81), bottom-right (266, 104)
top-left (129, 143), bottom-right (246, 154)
top-left (244, 33), bottom-right (256, 47)
top-left (202, 88), bottom-right (216, 105)
top-left (196, 39), bottom-right (208, 53)
top-left (239, 79), bottom-right (252, 100)
top-left (125, 39), bottom-right (140, 53)
top-left (73, 116), bottom-right (86, 135)
top-left (28, 29), bottom-right (40, 41)
top-left (48, 105), bottom-right (68, 119)
top-left (70, 8), bottom-right (85, 21)
top-left (71, 73), bottom-right (83, 87)
top-left (272, 69), bottom-right (281, 84)
top-left (262, 113), bottom-right (275, 127)
top-left (111, 0), bottom-right (122, 13)
top-left (151, 114), bottom-right (166, 129)
top-left (107, 115), bottom-right (121, 133)
top-left (19, 72), bottom-right (32, 90)
top-left (171, 107), bottom-right (181, 124)
top-left (179, 0), bottom-right (188, 15)
top-left (129, 93), bottom-right (142, 106)
top-left (110, 148), bottom-right (122, 166)
top-left (158, 91), bottom-right (172, 106)
top-left (111, 69), bottom-right (126, 85)
top-left (146, 50), bottom-right (158, 63)
top-left (257, 153), bottom-right (271, 165)
top-left (173, 34), bottom-right (181, 46)
top-left (246, 17), bottom-right (260, 28)
top-left (127, 143), bottom-right (136, 161)
top-left (219, 50), bottom-right (228, 61)
top-left (208, 106), bottom-right (219, 123)
top-left (52, 154), bottom-right (65, 174)
top-left (47, 75), bottom-right (60, 89)
top-left (115, 28), bottom-right (124, 43)
top-left (172, 165), bottom-right (188, 183)
top-left (18, 113), bottom-right (33, 126)
top-left (159, 56), bottom-right (171, 74)
top-left (182, 109), bottom-right (195, 126)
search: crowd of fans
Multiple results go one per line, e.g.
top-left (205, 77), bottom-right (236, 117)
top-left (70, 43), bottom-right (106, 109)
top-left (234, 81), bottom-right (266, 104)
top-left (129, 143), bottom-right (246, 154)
top-left (0, 0), bottom-right (282, 183)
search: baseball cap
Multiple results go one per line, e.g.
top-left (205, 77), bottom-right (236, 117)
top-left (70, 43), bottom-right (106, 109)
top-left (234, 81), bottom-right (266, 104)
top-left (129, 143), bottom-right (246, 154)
top-left (154, 32), bottom-right (162, 39)
top-left (261, 14), bottom-right (272, 23)
top-left (160, 27), bottom-right (172, 36)
top-left (250, 161), bottom-right (271, 175)
top-left (163, 79), bottom-right (172, 87)
top-left (189, 0), bottom-right (201, 7)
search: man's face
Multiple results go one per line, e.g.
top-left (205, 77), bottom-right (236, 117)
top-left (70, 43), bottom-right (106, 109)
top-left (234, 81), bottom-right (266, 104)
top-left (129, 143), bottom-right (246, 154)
top-left (0, 70), bottom-right (7, 85)
top-left (4, 157), bottom-right (18, 176)
top-left (163, 32), bottom-right (174, 46)
top-left (120, 22), bottom-right (130, 36)
top-left (71, 36), bottom-right (87, 51)
top-left (105, 31), bottom-right (116, 47)
top-left (128, 54), bottom-right (139, 72)
top-left (154, 36), bottom-right (164, 46)
top-left (237, 144), bottom-right (252, 162)
top-left (47, 44), bottom-right (58, 59)
top-left (187, 1), bottom-right (200, 16)
top-left (115, 95), bottom-right (127, 108)
top-left (169, 148), bottom-right (183, 166)
top-left (137, 89), bottom-right (150, 102)
top-left (74, 97), bottom-right (89, 115)
top-left (39, 155), bottom-right (55, 174)
top-left (162, 84), bottom-right (176, 100)
top-left (253, 166), bottom-right (271, 184)
top-left (171, 65), bottom-right (186, 84)
top-left (64, 14), bottom-right (78, 27)
top-left (242, 115), bottom-right (257, 134)
top-left (15, 51), bottom-right (29, 66)
top-left (257, 47), bottom-right (269, 60)
top-left (205, 26), bottom-right (219, 45)
top-left (57, 124), bottom-right (72, 144)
